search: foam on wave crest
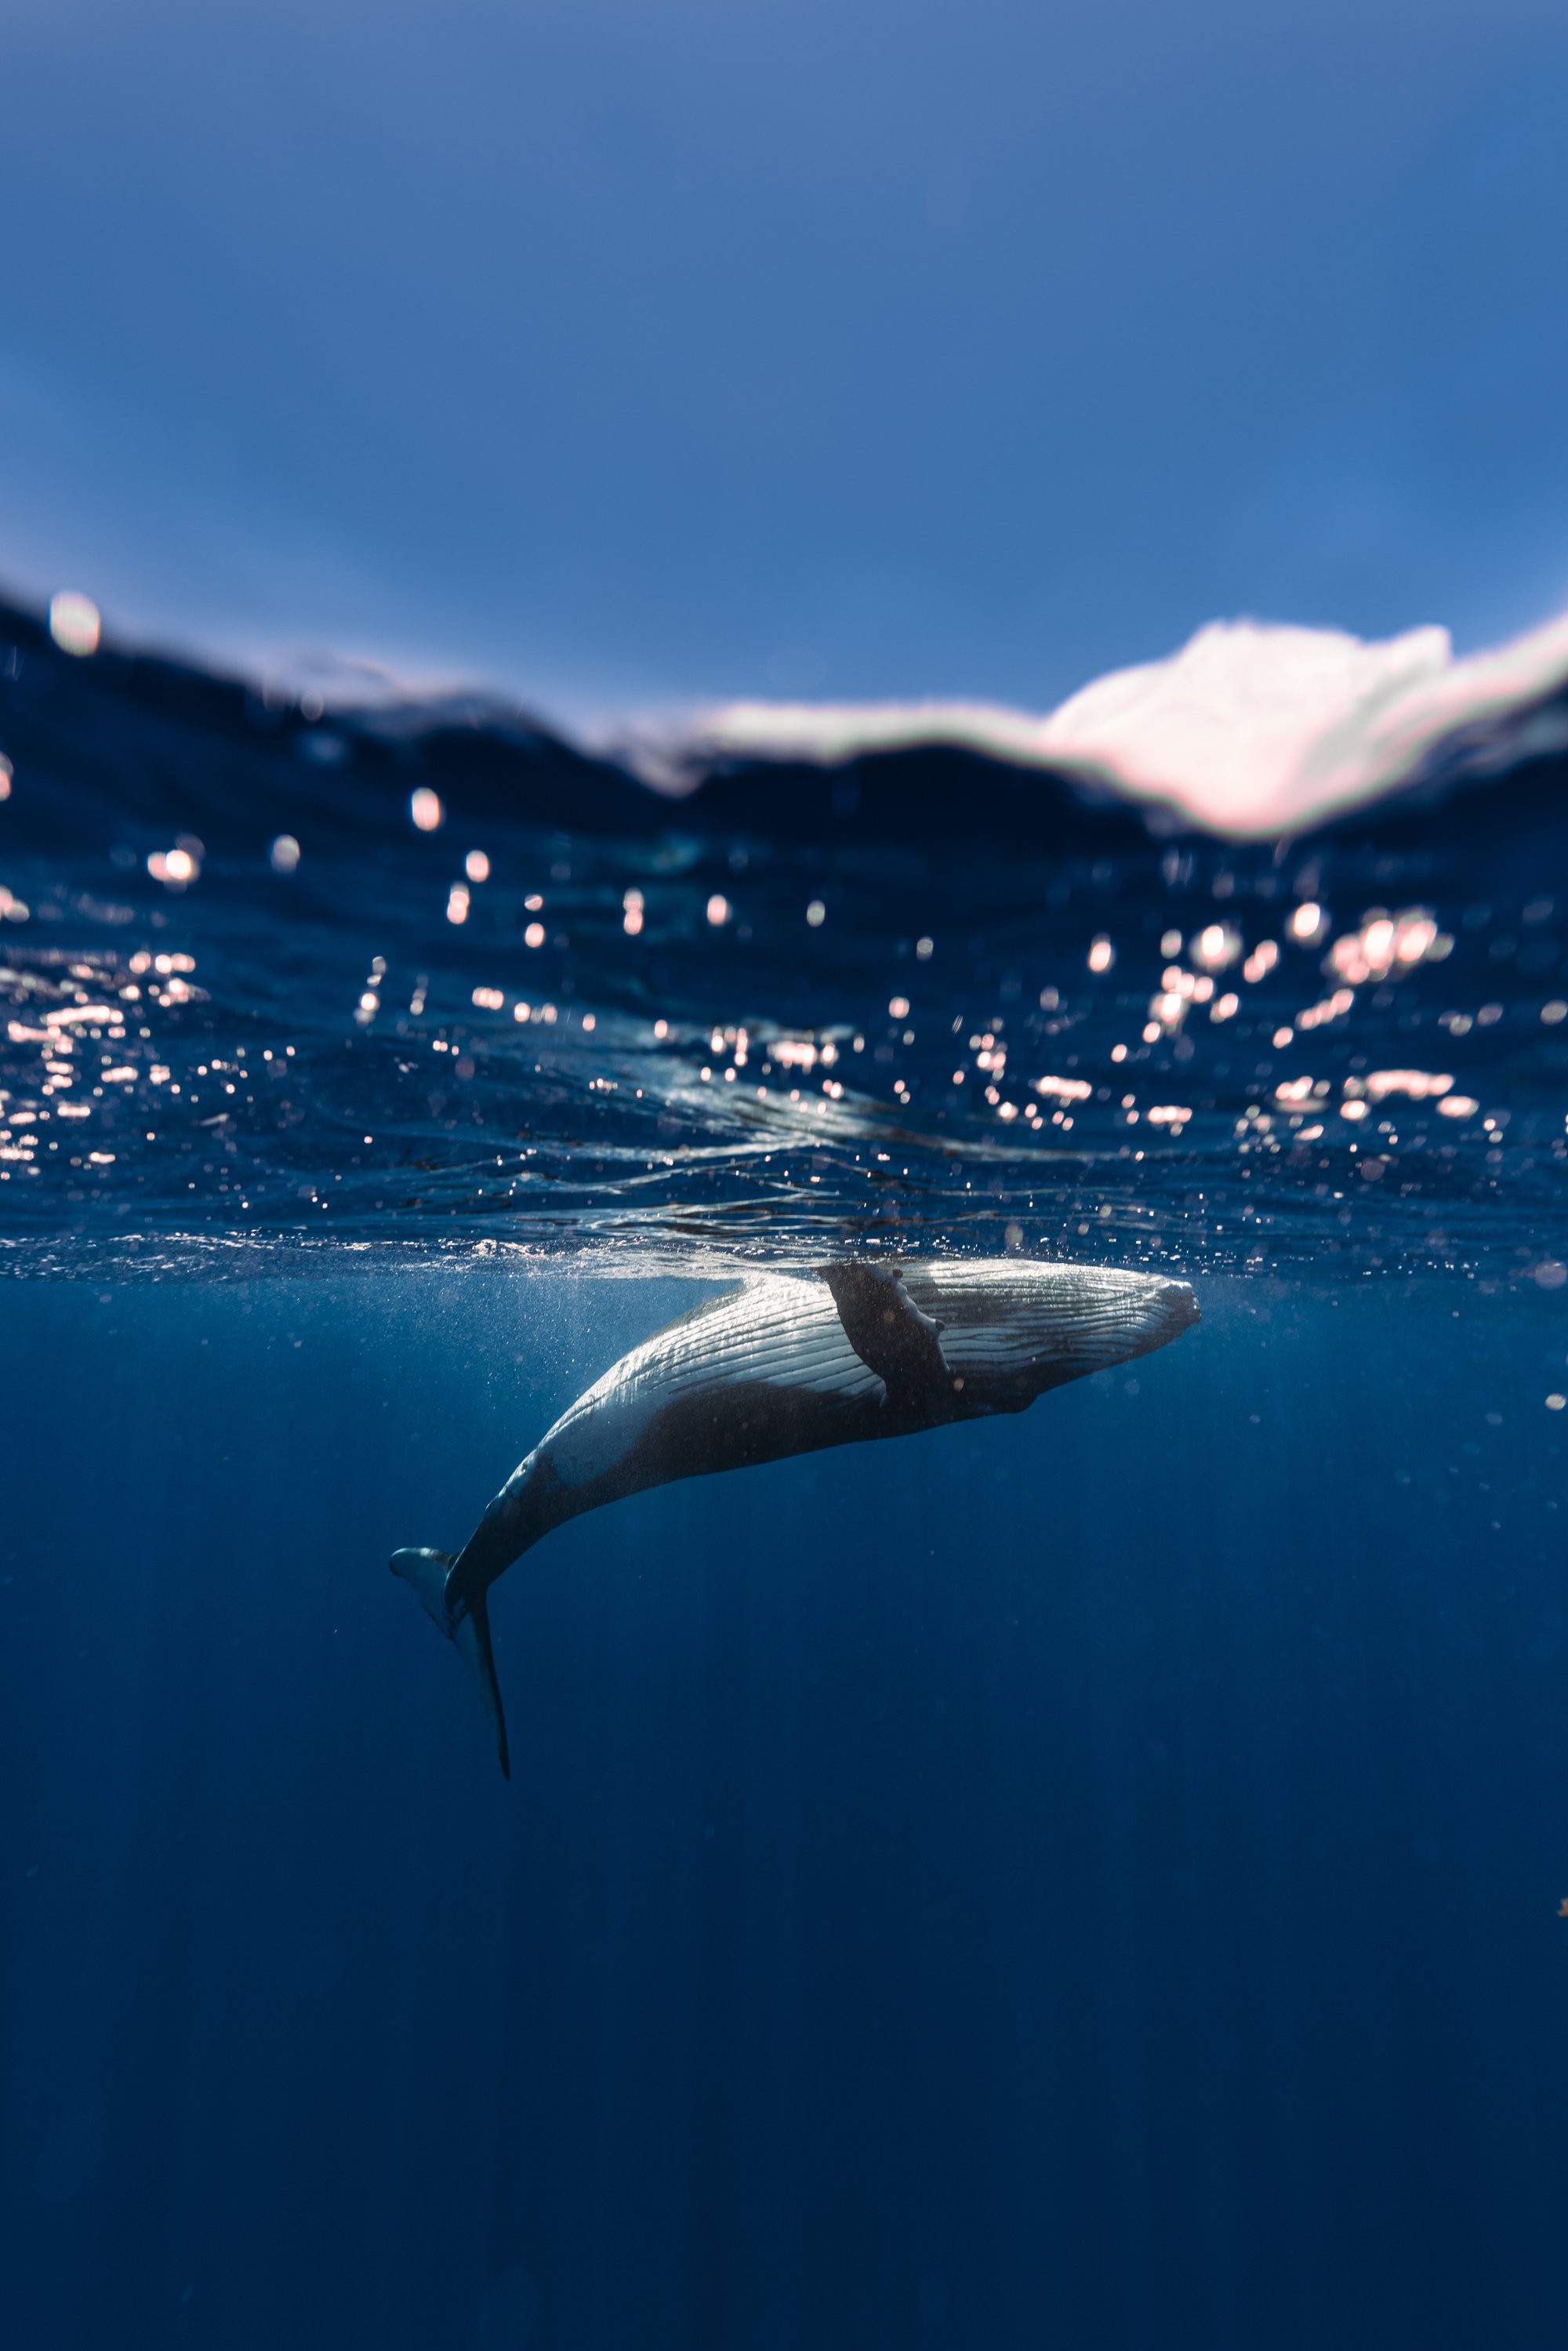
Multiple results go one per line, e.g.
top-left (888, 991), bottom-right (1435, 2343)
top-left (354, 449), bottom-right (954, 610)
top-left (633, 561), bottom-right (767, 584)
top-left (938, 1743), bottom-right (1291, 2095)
top-left (650, 610), bottom-right (1568, 836)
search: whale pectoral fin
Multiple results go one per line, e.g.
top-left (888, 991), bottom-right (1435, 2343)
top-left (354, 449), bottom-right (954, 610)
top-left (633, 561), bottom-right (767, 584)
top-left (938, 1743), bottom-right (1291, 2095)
top-left (818, 1261), bottom-right (953, 1411)
top-left (390, 1547), bottom-right (511, 1780)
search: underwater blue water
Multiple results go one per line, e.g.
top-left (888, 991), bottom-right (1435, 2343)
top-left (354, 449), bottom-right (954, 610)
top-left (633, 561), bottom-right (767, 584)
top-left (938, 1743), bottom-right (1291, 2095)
top-left (4, 594), bottom-right (1568, 2348)
top-left (5, 1273), bottom-right (1568, 2350)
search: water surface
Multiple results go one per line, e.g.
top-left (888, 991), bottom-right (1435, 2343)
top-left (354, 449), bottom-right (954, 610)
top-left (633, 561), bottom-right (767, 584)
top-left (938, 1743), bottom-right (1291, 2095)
top-left (3, 598), bottom-right (1567, 2349)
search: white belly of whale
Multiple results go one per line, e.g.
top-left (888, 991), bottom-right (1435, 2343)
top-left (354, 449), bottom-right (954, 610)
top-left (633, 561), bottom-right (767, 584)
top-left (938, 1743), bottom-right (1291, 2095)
top-left (543, 1275), bottom-right (880, 1486)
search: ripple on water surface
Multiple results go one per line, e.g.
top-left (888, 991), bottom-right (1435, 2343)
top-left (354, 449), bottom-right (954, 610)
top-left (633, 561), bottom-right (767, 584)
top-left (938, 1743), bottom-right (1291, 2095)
top-left (3, 592), bottom-right (1568, 1286)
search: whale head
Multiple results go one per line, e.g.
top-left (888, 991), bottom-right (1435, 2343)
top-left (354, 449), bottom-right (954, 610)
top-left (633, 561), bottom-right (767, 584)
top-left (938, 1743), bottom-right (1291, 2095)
top-left (1032, 1264), bottom-right (1200, 1380)
top-left (909, 1259), bottom-right (1199, 1399)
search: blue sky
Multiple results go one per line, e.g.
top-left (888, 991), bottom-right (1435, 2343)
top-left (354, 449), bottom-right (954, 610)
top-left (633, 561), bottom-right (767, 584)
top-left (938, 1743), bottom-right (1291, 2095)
top-left (4, 0), bottom-right (1568, 719)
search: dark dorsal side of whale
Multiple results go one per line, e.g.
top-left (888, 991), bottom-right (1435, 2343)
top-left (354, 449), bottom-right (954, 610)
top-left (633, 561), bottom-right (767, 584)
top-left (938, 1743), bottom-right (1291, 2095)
top-left (517, 1370), bottom-right (891, 1536)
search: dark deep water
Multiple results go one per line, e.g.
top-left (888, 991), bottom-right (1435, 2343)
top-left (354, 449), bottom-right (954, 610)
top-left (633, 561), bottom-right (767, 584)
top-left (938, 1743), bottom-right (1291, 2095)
top-left (5, 593), bottom-right (1568, 2349)
top-left (5, 1273), bottom-right (1567, 2350)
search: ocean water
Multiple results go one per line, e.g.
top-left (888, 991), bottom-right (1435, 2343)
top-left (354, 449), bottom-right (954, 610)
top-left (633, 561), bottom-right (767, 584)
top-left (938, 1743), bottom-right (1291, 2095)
top-left (4, 590), bottom-right (1568, 2349)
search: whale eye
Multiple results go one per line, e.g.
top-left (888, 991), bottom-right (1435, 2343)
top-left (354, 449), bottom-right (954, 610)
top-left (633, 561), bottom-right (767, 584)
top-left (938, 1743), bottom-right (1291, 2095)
top-left (952, 1377), bottom-right (964, 1391)
top-left (883, 1308), bottom-right (895, 1323)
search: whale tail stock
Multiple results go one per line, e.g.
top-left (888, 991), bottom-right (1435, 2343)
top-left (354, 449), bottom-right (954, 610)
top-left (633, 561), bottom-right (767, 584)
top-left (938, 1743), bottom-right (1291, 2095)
top-left (390, 1547), bottom-right (510, 1780)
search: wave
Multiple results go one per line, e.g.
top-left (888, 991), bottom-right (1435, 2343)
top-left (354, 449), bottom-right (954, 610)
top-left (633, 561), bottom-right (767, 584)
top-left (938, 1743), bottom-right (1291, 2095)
top-left (4, 581), bottom-right (1568, 1279)
top-left (626, 610), bottom-right (1568, 838)
top-left (8, 583), bottom-right (1568, 847)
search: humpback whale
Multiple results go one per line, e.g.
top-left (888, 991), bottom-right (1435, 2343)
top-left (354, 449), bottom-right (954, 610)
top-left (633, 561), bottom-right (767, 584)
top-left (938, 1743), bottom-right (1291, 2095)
top-left (393, 1257), bottom-right (1198, 1775)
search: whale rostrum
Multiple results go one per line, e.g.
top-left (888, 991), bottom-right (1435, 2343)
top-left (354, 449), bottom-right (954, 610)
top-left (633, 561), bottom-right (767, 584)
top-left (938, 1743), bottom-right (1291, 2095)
top-left (392, 1257), bottom-right (1199, 1776)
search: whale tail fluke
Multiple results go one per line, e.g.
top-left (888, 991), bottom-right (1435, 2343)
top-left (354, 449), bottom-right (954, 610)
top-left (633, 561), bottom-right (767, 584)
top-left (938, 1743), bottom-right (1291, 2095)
top-left (390, 1547), bottom-right (511, 1781)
